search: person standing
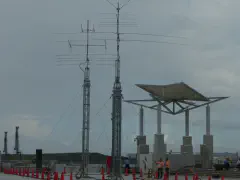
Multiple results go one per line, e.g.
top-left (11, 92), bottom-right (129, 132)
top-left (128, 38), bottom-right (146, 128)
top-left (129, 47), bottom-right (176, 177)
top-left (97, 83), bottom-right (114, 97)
top-left (124, 157), bottom-right (130, 171)
top-left (165, 158), bottom-right (170, 177)
top-left (156, 158), bottom-right (164, 179)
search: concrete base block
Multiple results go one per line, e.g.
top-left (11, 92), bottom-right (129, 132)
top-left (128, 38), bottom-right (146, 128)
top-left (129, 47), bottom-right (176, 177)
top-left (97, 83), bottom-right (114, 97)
top-left (153, 134), bottom-right (166, 162)
top-left (137, 135), bottom-right (147, 145)
top-left (183, 136), bottom-right (192, 145)
top-left (181, 136), bottom-right (194, 166)
top-left (181, 145), bottom-right (193, 154)
top-left (200, 144), bottom-right (212, 168)
top-left (138, 144), bottom-right (149, 154)
top-left (201, 135), bottom-right (213, 168)
top-left (203, 135), bottom-right (213, 146)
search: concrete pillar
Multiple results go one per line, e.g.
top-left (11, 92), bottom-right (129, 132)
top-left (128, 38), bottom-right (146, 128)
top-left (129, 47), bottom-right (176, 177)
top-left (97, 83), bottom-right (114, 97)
top-left (136, 107), bottom-right (149, 168)
top-left (181, 109), bottom-right (194, 166)
top-left (153, 103), bottom-right (166, 163)
top-left (206, 104), bottom-right (210, 135)
top-left (201, 104), bottom-right (213, 168)
top-left (185, 110), bottom-right (189, 136)
top-left (139, 106), bottom-right (144, 136)
top-left (157, 104), bottom-right (162, 134)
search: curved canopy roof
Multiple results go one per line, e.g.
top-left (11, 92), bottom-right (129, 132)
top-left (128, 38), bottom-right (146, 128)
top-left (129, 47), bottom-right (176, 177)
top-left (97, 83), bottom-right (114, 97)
top-left (136, 82), bottom-right (209, 102)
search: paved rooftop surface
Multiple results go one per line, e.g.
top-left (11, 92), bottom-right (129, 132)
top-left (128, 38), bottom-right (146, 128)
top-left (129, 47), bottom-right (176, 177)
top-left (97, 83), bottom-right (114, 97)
top-left (0, 173), bottom-right (238, 180)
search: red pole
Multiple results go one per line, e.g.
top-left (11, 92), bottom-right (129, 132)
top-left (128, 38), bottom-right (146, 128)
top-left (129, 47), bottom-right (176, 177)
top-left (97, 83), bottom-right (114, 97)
top-left (70, 172), bottom-right (73, 180)
top-left (185, 173), bottom-right (188, 180)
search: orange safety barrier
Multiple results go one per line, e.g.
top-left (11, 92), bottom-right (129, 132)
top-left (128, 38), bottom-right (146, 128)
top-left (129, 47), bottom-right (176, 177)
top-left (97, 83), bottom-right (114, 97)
top-left (54, 172), bottom-right (59, 180)
top-left (36, 169), bottom-right (39, 179)
top-left (107, 167), bottom-right (110, 175)
top-left (195, 174), bottom-right (199, 180)
top-left (32, 168), bottom-right (34, 178)
top-left (132, 168), bottom-right (136, 180)
top-left (26, 168), bottom-right (28, 176)
top-left (41, 170), bottom-right (44, 179)
top-left (47, 172), bottom-right (51, 180)
top-left (140, 168), bottom-right (143, 179)
top-left (175, 172), bottom-right (178, 180)
top-left (163, 173), bottom-right (168, 180)
top-left (125, 168), bottom-right (129, 176)
top-left (101, 168), bottom-right (105, 180)
top-left (19, 168), bottom-right (21, 176)
top-left (61, 172), bottom-right (64, 180)
top-left (155, 171), bottom-right (158, 179)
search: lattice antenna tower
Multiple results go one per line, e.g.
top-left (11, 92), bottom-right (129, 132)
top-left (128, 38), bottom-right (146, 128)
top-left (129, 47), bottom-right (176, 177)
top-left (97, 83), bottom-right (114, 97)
top-left (55, 20), bottom-right (109, 179)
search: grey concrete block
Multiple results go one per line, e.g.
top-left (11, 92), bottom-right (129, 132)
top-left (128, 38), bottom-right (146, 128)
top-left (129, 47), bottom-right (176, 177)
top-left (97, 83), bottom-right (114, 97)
top-left (137, 135), bottom-right (146, 145)
top-left (153, 134), bottom-right (166, 162)
top-left (181, 145), bottom-right (193, 154)
top-left (200, 144), bottom-right (212, 168)
top-left (183, 136), bottom-right (192, 145)
top-left (203, 135), bottom-right (213, 145)
top-left (138, 144), bottom-right (149, 154)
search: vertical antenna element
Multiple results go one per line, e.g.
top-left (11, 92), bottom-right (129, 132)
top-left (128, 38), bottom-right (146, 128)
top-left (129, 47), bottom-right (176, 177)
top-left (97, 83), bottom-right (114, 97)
top-left (14, 126), bottom-right (20, 155)
top-left (3, 132), bottom-right (8, 155)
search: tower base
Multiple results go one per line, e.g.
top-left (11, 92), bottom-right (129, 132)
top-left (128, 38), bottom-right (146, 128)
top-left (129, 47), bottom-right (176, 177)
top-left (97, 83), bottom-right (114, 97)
top-left (181, 136), bottom-right (194, 166)
top-left (153, 134), bottom-right (166, 162)
top-left (200, 135), bottom-right (213, 168)
top-left (136, 135), bottom-right (150, 168)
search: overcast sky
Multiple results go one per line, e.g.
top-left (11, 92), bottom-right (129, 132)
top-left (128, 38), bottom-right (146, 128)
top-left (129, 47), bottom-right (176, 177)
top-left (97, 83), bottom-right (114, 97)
top-left (0, 0), bottom-right (239, 155)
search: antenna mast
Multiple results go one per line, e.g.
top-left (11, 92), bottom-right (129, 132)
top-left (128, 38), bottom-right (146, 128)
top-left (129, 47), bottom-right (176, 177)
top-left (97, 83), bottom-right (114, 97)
top-left (3, 132), bottom-right (8, 155)
top-left (104, 1), bottom-right (131, 179)
top-left (111, 2), bottom-right (122, 179)
top-left (14, 126), bottom-right (20, 155)
top-left (81, 19), bottom-right (92, 177)
top-left (55, 20), bottom-right (108, 178)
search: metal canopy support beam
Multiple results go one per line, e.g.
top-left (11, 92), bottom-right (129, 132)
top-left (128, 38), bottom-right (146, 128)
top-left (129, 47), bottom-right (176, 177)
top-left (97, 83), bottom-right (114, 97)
top-left (124, 100), bottom-right (172, 114)
top-left (124, 97), bottom-right (228, 115)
